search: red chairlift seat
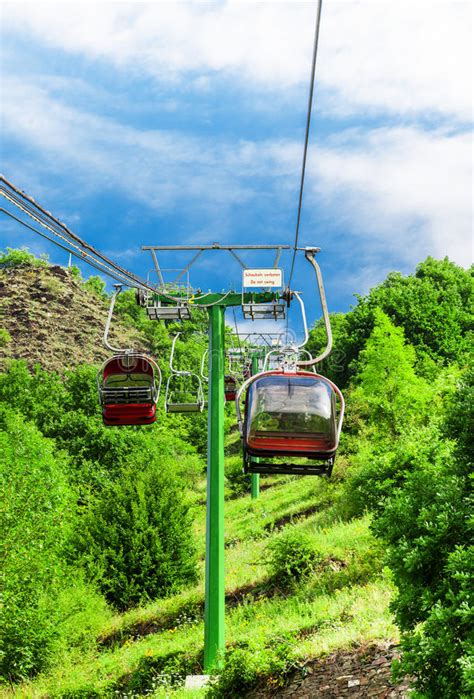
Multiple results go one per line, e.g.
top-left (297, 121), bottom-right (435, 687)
top-left (97, 354), bottom-right (161, 426)
top-left (241, 371), bottom-right (344, 476)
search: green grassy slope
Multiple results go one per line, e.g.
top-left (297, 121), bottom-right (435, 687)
top-left (12, 467), bottom-right (397, 698)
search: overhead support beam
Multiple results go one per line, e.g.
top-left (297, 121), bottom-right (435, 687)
top-left (273, 247), bottom-right (283, 268)
top-left (173, 250), bottom-right (204, 283)
top-left (142, 244), bottom-right (291, 251)
top-left (150, 249), bottom-right (165, 287)
top-left (228, 249), bottom-right (248, 269)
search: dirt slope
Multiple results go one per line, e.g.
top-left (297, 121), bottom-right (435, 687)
top-left (0, 264), bottom-right (147, 373)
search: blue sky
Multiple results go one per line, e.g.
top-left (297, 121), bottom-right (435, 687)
top-left (0, 0), bottom-right (472, 338)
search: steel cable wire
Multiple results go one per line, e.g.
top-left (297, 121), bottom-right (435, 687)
top-left (287, 0), bottom-right (323, 290)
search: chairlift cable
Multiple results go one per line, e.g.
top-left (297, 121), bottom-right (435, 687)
top-left (0, 208), bottom-right (130, 285)
top-left (0, 176), bottom-right (155, 291)
top-left (287, 0), bottom-right (323, 290)
top-left (0, 194), bottom-right (144, 288)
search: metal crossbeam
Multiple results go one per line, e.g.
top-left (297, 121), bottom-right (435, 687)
top-left (142, 244), bottom-right (291, 250)
top-left (147, 291), bottom-right (281, 307)
top-left (150, 249), bottom-right (165, 286)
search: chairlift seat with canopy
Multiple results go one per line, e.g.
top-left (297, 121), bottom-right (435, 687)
top-left (97, 354), bottom-right (161, 426)
top-left (241, 371), bottom-right (343, 476)
top-left (236, 249), bottom-right (345, 479)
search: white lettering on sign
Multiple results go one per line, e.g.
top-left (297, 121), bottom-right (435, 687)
top-left (243, 268), bottom-right (283, 288)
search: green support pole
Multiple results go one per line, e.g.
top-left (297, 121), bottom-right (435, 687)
top-left (250, 354), bottom-right (260, 500)
top-left (204, 305), bottom-right (225, 672)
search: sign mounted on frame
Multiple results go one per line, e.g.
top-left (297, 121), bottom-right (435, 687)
top-left (243, 268), bottom-right (283, 288)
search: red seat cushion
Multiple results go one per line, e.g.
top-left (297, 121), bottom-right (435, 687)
top-left (103, 403), bottom-right (156, 426)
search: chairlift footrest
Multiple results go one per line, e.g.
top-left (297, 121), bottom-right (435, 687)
top-left (241, 303), bottom-right (286, 321)
top-left (166, 403), bottom-right (204, 413)
top-left (146, 306), bottom-right (192, 321)
top-left (244, 461), bottom-right (332, 476)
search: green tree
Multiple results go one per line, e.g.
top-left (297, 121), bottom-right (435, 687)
top-left (340, 310), bottom-right (448, 516)
top-left (373, 368), bottom-right (473, 697)
top-left (0, 247), bottom-right (48, 269)
top-left (308, 257), bottom-right (473, 387)
top-left (0, 409), bottom-right (109, 681)
top-left (75, 459), bottom-right (198, 610)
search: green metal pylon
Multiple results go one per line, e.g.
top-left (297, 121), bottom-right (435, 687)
top-left (250, 353), bottom-right (260, 500)
top-left (204, 305), bottom-right (225, 672)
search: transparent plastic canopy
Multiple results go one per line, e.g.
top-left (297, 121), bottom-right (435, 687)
top-left (244, 373), bottom-right (338, 457)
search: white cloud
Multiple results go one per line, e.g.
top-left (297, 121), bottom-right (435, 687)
top-left (0, 75), bottom-right (297, 214)
top-left (2, 1), bottom-right (471, 120)
top-left (1, 75), bottom-right (471, 268)
top-left (312, 126), bottom-right (473, 265)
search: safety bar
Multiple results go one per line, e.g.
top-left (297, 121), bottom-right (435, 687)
top-left (164, 374), bottom-right (205, 412)
top-left (96, 353), bottom-right (162, 405)
top-left (169, 333), bottom-right (195, 377)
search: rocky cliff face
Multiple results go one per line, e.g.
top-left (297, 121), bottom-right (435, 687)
top-left (0, 264), bottom-right (146, 373)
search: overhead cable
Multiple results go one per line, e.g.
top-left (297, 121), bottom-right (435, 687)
top-left (287, 0), bottom-right (323, 289)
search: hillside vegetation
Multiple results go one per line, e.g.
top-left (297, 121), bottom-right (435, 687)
top-left (0, 249), bottom-right (472, 698)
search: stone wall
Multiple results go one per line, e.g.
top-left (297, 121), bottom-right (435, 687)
top-left (257, 642), bottom-right (411, 698)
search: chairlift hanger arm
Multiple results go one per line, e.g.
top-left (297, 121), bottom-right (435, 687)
top-left (296, 248), bottom-right (332, 367)
top-left (173, 250), bottom-right (205, 284)
top-left (151, 249), bottom-right (165, 287)
top-left (169, 333), bottom-right (189, 376)
top-left (103, 285), bottom-right (131, 354)
top-left (201, 349), bottom-right (209, 382)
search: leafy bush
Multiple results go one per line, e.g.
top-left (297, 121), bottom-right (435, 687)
top-left (114, 650), bottom-right (198, 694)
top-left (225, 457), bottom-right (251, 498)
top-left (74, 459), bottom-right (198, 610)
top-left (69, 264), bottom-right (82, 279)
top-left (0, 408), bottom-right (72, 680)
top-left (83, 275), bottom-right (107, 299)
top-left (373, 369), bottom-right (473, 697)
top-left (207, 636), bottom-right (296, 698)
top-left (0, 247), bottom-right (48, 269)
top-left (266, 530), bottom-right (322, 587)
top-left (0, 408), bottom-right (110, 682)
top-left (0, 328), bottom-right (11, 348)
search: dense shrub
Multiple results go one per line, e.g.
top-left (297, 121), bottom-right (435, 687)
top-left (83, 275), bottom-right (107, 299)
top-left (340, 311), bottom-right (457, 517)
top-left (0, 409), bottom-right (72, 680)
top-left (207, 636), bottom-right (296, 698)
top-left (373, 369), bottom-right (473, 697)
top-left (0, 408), bottom-right (110, 682)
top-left (74, 459), bottom-right (198, 610)
top-left (0, 247), bottom-right (48, 268)
top-left (266, 530), bottom-right (322, 587)
top-left (308, 257), bottom-right (473, 386)
top-left (0, 328), bottom-right (11, 348)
